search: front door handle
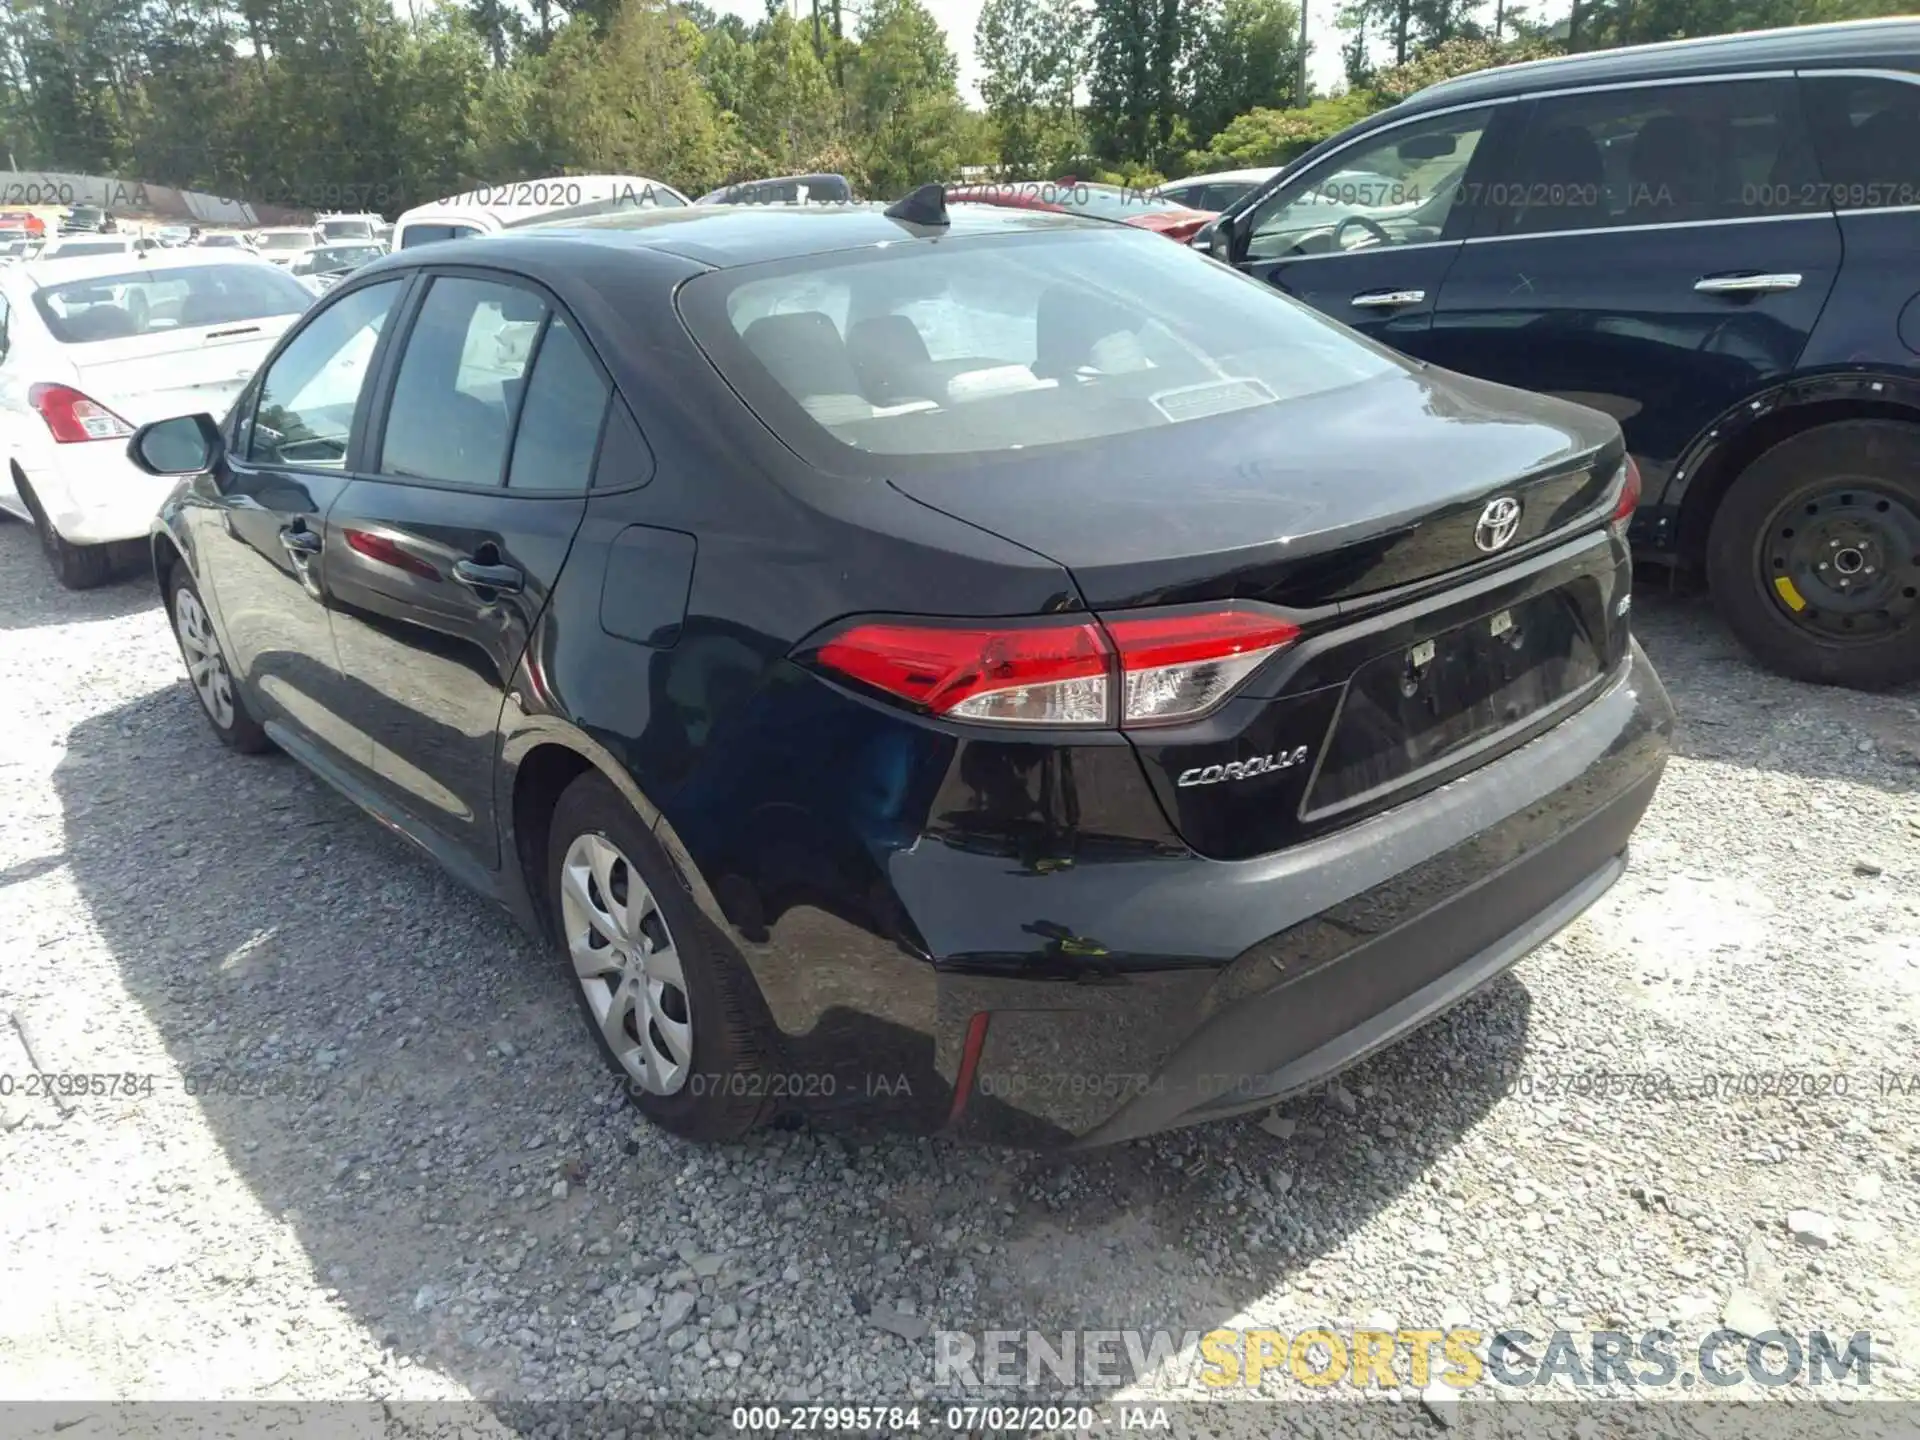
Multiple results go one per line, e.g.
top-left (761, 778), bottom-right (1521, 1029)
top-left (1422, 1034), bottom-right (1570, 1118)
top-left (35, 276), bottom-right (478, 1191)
top-left (1350, 288), bottom-right (1427, 309)
top-left (279, 526), bottom-right (322, 558)
top-left (1694, 272), bottom-right (1802, 295)
top-left (452, 559), bottom-right (524, 594)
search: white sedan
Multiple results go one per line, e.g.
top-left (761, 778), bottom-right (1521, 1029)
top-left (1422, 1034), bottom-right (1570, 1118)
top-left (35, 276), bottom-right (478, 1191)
top-left (0, 249), bottom-right (316, 587)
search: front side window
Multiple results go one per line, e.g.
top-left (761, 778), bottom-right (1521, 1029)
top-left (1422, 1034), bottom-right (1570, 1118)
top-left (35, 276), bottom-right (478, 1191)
top-left (1244, 107), bottom-right (1494, 261)
top-left (33, 262), bottom-right (313, 343)
top-left (379, 276), bottom-right (545, 485)
top-left (680, 227), bottom-right (1397, 464)
top-left (246, 280), bottom-right (401, 468)
top-left (1800, 74), bottom-right (1920, 205)
top-left (1495, 77), bottom-right (1821, 236)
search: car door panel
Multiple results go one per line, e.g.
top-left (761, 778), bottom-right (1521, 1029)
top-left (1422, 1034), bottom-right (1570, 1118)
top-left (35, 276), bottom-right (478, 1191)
top-left (1425, 79), bottom-right (1843, 508)
top-left (1795, 73), bottom-right (1920, 376)
top-left (1431, 218), bottom-right (1841, 490)
top-left (324, 484), bottom-right (586, 869)
top-left (1231, 105), bottom-right (1515, 356)
top-left (196, 277), bottom-right (410, 775)
top-left (321, 273), bottom-right (607, 874)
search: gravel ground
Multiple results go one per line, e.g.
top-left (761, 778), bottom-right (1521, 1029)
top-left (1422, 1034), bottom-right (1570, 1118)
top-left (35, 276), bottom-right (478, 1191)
top-left (1, 514), bottom-right (1918, 1437)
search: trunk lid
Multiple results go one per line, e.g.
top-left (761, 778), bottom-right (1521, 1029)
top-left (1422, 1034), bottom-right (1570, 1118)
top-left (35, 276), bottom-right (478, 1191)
top-left (71, 317), bottom-right (297, 423)
top-left (886, 365), bottom-right (1621, 611)
top-left (888, 364), bottom-right (1631, 860)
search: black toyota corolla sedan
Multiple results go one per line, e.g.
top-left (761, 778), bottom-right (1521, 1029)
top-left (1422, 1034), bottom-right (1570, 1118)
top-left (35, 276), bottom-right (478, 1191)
top-left (129, 195), bottom-right (1674, 1149)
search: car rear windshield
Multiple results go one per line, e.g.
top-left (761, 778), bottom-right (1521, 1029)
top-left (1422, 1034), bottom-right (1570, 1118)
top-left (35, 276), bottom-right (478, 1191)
top-left (34, 263), bottom-right (313, 343)
top-left (319, 219), bottom-right (374, 240)
top-left (259, 231), bottom-right (313, 251)
top-left (677, 227), bottom-right (1396, 466)
top-left (47, 240), bottom-right (127, 258)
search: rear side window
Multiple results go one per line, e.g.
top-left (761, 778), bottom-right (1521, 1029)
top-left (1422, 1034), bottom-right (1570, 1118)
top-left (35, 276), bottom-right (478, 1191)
top-left (380, 276), bottom-right (545, 485)
top-left (506, 315), bottom-right (610, 490)
top-left (34, 262), bottom-right (312, 344)
top-left (1800, 74), bottom-right (1920, 205)
top-left (678, 227), bottom-right (1396, 464)
top-left (246, 280), bottom-right (401, 468)
top-left (1495, 78), bottom-right (1821, 235)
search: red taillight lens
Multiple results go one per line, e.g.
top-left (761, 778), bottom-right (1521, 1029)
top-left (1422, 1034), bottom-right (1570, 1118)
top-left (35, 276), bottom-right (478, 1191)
top-left (1106, 609), bottom-right (1301, 726)
top-left (29, 383), bottom-right (134, 444)
top-left (810, 606), bottom-right (1300, 729)
top-left (814, 620), bottom-right (1113, 725)
top-left (1609, 455), bottom-right (1642, 536)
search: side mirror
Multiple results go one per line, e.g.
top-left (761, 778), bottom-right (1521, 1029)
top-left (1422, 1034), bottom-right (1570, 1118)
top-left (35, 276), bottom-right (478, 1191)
top-left (1208, 214), bottom-right (1237, 264)
top-left (128, 413), bottom-right (225, 477)
top-left (1191, 218), bottom-right (1216, 251)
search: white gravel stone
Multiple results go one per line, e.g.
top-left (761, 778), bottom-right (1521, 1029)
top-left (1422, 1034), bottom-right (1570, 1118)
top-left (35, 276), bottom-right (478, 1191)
top-left (1, 528), bottom-right (1917, 1408)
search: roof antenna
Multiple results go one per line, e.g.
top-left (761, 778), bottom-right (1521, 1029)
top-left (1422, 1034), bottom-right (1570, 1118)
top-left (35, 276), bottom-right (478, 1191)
top-left (884, 183), bottom-right (949, 228)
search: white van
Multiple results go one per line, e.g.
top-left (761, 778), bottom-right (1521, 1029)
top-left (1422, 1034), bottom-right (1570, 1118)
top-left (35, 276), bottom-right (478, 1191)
top-left (391, 175), bottom-right (691, 250)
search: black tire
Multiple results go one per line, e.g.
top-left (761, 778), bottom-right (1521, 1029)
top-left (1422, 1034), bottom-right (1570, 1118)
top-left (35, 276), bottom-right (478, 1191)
top-left (20, 480), bottom-right (116, 590)
top-left (545, 771), bottom-right (774, 1142)
top-left (1706, 420), bottom-right (1920, 691)
top-left (164, 562), bottom-right (272, 753)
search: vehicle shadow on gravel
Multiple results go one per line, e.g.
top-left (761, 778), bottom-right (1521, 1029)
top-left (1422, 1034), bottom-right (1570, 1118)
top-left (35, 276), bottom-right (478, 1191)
top-left (0, 523), bottom-right (157, 631)
top-left (50, 674), bottom-right (1540, 1407)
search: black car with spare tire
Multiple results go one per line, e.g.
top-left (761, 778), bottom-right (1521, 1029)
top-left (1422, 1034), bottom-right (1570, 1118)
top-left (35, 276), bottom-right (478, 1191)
top-left (128, 193), bottom-right (1673, 1149)
top-left (1203, 18), bottom-right (1920, 690)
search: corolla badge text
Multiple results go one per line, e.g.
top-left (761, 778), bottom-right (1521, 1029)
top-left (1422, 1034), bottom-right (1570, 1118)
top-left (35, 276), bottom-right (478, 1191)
top-left (1177, 746), bottom-right (1311, 787)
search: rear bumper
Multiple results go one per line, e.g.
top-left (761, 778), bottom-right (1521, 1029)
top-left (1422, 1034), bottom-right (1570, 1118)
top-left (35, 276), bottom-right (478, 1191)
top-left (937, 638), bottom-right (1674, 1147)
top-left (16, 441), bottom-right (175, 545)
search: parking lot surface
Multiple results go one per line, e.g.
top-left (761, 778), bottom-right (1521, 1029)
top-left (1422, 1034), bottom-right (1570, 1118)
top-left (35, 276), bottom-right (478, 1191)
top-left (1, 516), bottom-right (1917, 1427)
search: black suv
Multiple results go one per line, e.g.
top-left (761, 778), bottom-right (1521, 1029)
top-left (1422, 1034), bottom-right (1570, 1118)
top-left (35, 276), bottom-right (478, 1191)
top-left (1208, 18), bottom-right (1920, 689)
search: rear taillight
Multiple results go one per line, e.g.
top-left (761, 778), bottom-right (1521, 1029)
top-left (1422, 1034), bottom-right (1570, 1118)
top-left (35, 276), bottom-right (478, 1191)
top-left (1107, 610), bottom-right (1301, 725)
top-left (29, 383), bottom-right (134, 444)
top-left (809, 606), bottom-right (1300, 729)
top-left (1609, 455), bottom-right (1642, 540)
top-left (814, 619), bottom-right (1112, 725)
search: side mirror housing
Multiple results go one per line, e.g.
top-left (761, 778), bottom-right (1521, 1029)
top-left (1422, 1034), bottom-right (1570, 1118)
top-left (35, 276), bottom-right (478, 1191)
top-left (128, 413), bottom-right (225, 477)
top-left (1190, 218), bottom-right (1216, 251)
top-left (1208, 213), bottom-right (1237, 263)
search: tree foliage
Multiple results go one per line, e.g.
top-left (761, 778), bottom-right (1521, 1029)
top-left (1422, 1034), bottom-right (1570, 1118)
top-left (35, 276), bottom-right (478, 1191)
top-left (0, 0), bottom-right (1892, 211)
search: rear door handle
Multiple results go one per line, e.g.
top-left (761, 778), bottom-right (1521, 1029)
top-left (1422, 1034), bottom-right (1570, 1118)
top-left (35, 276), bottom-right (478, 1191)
top-left (452, 559), bottom-right (524, 594)
top-left (279, 526), bottom-right (322, 558)
top-left (1693, 272), bottom-right (1802, 295)
top-left (1350, 288), bottom-right (1427, 309)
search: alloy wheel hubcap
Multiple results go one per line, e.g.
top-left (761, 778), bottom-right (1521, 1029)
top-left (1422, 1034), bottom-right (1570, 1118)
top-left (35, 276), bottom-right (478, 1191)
top-left (1763, 483), bottom-right (1920, 641)
top-left (173, 588), bottom-right (236, 729)
top-left (559, 833), bottom-right (692, 1095)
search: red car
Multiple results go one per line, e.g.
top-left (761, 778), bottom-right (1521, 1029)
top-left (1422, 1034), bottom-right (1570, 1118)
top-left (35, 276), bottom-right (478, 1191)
top-left (0, 210), bottom-right (46, 237)
top-left (944, 179), bottom-right (1216, 243)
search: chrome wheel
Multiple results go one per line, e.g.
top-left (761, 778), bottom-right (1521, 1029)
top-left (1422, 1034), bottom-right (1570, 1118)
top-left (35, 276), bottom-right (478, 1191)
top-left (173, 587), bottom-right (235, 729)
top-left (559, 832), bottom-right (692, 1095)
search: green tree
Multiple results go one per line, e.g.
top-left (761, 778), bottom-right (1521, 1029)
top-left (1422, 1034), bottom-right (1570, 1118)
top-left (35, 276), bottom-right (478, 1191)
top-left (1186, 0), bottom-right (1303, 148)
top-left (732, 10), bottom-right (844, 176)
top-left (847, 0), bottom-right (966, 194)
top-left (975, 0), bottom-right (1086, 175)
top-left (1087, 0), bottom-right (1201, 167)
top-left (529, 0), bottom-right (731, 192)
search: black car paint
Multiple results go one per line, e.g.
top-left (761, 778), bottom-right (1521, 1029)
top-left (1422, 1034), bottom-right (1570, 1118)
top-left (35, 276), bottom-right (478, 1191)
top-left (149, 208), bottom-right (1673, 1146)
top-left (1212, 20), bottom-right (1920, 571)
